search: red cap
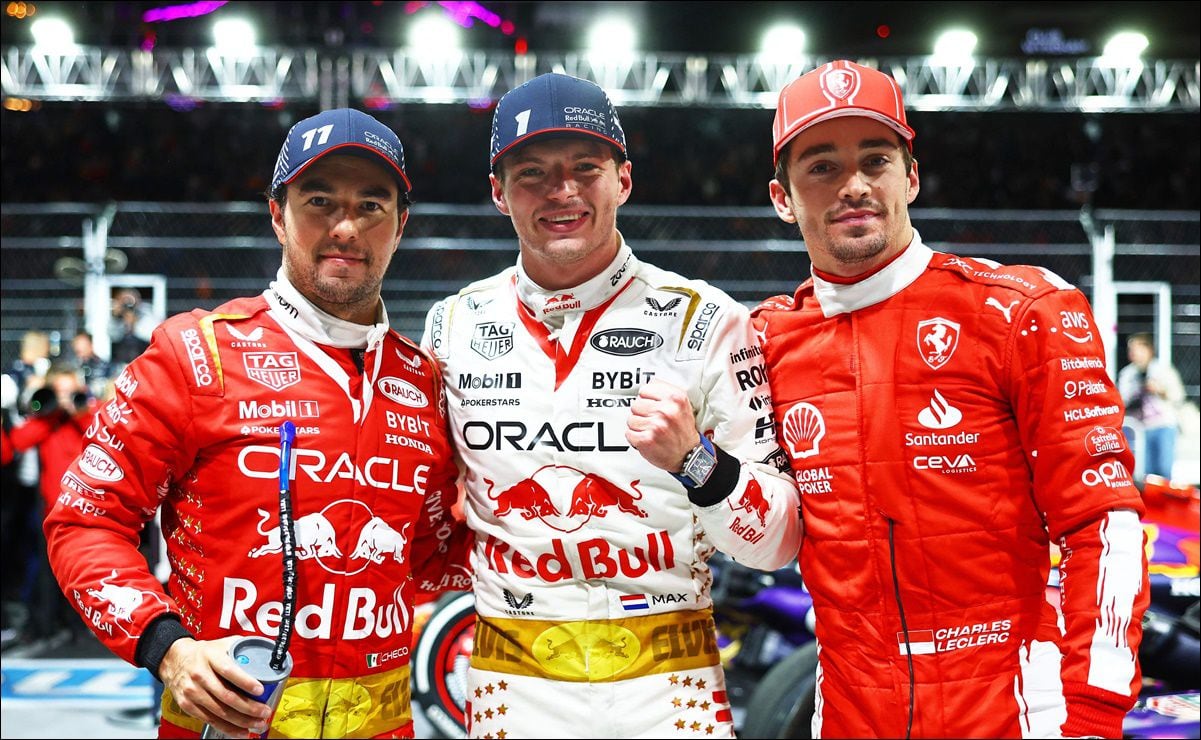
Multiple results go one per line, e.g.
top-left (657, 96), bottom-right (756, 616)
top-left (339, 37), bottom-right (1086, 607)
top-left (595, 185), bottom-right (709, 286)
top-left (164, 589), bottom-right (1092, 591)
top-left (772, 60), bottom-right (915, 165)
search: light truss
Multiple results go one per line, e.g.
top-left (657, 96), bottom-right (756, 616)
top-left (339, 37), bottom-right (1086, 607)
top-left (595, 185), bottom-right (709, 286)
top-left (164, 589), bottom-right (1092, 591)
top-left (3, 46), bottom-right (1198, 112)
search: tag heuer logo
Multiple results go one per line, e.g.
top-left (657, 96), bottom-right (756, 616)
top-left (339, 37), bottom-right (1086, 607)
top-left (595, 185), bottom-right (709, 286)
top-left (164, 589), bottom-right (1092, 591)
top-left (244, 352), bottom-right (301, 391)
top-left (471, 322), bottom-right (514, 360)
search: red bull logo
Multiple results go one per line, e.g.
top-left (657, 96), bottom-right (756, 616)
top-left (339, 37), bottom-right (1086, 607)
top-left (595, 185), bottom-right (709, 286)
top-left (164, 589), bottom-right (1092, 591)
top-left (567, 474), bottom-right (647, 519)
top-left (351, 518), bottom-right (412, 564)
top-left (219, 578), bottom-right (410, 641)
top-left (485, 466), bottom-right (646, 533)
top-left (532, 623), bottom-right (638, 679)
top-left (247, 500), bottom-right (413, 576)
top-left (85, 569), bottom-right (170, 638)
top-left (727, 477), bottom-right (769, 526)
top-left (486, 476), bottom-right (560, 520)
top-left (484, 530), bottom-right (675, 581)
top-left (542, 293), bottom-right (581, 315)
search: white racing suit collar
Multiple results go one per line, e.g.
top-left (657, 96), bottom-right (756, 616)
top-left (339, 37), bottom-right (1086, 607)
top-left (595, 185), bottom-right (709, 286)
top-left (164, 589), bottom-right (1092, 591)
top-left (515, 236), bottom-right (635, 327)
top-left (265, 267), bottom-right (390, 349)
top-left (811, 229), bottom-right (933, 317)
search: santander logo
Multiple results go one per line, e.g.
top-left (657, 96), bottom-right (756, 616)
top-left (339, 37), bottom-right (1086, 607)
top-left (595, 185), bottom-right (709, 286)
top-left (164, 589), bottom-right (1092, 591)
top-left (917, 390), bottom-right (962, 430)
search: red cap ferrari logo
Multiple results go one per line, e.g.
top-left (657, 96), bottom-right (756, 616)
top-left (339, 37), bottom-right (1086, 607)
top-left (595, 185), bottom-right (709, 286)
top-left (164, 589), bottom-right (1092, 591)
top-left (821, 68), bottom-right (858, 101)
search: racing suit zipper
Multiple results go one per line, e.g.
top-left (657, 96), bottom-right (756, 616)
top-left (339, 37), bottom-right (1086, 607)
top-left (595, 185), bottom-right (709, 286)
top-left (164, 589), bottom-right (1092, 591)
top-left (884, 513), bottom-right (915, 740)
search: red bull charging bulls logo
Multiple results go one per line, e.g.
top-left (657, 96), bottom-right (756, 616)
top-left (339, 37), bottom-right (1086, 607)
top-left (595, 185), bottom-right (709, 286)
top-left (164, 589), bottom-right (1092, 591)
top-left (485, 465), bottom-right (648, 533)
top-left (247, 499), bottom-right (412, 576)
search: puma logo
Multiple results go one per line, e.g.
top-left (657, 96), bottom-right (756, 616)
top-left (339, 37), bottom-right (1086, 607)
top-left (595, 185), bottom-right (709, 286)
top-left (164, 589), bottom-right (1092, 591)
top-left (985, 297), bottom-right (1019, 324)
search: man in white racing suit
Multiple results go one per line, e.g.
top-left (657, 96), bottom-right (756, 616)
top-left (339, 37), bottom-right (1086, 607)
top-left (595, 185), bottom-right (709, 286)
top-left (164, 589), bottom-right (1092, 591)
top-left (421, 73), bottom-right (803, 738)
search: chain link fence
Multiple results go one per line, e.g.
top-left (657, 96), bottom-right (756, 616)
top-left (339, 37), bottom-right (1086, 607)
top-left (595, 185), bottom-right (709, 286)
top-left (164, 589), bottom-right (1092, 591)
top-left (2, 202), bottom-right (1198, 401)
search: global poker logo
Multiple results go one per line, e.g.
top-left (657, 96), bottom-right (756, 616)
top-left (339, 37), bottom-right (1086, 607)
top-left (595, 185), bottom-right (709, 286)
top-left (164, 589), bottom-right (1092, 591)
top-left (484, 465), bottom-right (647, 533)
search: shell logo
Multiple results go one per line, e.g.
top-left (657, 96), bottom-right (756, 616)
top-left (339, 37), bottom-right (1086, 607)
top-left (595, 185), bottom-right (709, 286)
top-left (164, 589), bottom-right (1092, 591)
top-left (782, 402), bottom-right (825, 459)
top-left (532, 623), bottom-right (640, 680)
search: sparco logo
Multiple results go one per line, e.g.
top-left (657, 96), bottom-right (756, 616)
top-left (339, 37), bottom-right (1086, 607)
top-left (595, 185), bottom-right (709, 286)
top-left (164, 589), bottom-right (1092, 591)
top-left (590, 328), bottom-right (663, 356)
top-left (181, 328), bottom-right (213, 387)
top-left (428, 302), bottom-right (446, 353)
top-left (378, 376), bottom-right (429, 408)
top-left (458, 372), bottom-right (521, 390)
top-left (687, 302), bottom-right (720, 350)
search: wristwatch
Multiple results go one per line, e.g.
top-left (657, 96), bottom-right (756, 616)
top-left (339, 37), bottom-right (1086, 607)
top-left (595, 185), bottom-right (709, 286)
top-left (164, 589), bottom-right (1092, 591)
top-left (672, 435), bottom-right (718, 488)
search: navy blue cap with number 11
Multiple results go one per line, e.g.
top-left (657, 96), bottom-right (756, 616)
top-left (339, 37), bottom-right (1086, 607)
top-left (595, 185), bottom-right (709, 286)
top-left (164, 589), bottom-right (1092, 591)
top-left (270, 108), bottom-right (411, 198)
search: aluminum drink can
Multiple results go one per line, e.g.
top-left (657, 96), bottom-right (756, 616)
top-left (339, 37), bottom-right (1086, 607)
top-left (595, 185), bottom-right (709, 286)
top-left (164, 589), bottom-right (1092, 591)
top-left (200, 636), bottom-right (293, 739)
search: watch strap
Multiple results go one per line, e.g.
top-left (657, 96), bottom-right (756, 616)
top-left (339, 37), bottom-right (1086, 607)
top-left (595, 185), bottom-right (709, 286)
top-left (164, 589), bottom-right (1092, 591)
top-left (684, 442), bottom-right (743, 507)
top-left (671, 435), bottom-right (716, 488)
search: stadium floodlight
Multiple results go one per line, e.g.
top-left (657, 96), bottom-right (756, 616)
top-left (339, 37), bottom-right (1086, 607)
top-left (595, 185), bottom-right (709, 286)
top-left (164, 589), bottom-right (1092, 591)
top-left (586, 16), bottom-right (637, 63)
top-left (1101, 31), bottom-right (1149, 63)
top-left (932, 29), bottom-right (977, 63)
top-left (408, 11), bottom-right (462, 56)
top-left (759, 23), bottom-right (806, 63)
top-left (30, 17), bottom-right (77, 53)
top-left (212, 17), bottom-right (256, 53)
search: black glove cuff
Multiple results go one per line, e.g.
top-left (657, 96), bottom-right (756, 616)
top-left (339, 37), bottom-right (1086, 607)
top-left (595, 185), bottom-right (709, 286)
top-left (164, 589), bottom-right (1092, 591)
top-left (135, 614), bottom-right (193, 682)
top-left (686, 444), bottom-right (742, 507)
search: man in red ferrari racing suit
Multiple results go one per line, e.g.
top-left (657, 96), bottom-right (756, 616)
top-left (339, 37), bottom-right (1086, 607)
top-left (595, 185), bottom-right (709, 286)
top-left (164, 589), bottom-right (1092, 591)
top-left (753, 59), bottom-right (1149, 738)
top-left (422, 73), bottom-right (803, 738)
top-left (43, 108), bottom-right (470, 739)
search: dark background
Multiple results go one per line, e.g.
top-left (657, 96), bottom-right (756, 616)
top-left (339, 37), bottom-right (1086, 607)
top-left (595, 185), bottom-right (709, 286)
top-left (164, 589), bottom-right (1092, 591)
top-left (2, 1), bottom-right (1199, 208)
top-left (3, 2), bottom-right (1199, 58)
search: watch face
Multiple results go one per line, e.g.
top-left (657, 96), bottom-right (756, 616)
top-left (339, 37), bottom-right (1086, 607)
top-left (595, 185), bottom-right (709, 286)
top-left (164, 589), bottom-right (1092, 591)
top-left (684, 444), bottom-right (717, 486)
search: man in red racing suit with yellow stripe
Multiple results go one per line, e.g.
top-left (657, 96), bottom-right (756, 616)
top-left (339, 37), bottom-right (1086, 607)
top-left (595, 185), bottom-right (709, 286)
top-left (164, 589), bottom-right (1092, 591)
top-left (43, 108), bottom-right (470, 739)
top-left (752, 60), bottom-right (1149, 738)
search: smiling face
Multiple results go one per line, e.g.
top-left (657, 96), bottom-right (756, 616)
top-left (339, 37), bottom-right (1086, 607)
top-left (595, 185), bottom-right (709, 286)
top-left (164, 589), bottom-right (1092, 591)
top-left (491, 137), bottom-right (632, 290)
top-left (270, 154), bottom-right (408, 324)
top-left (769, 116), bottom-right (919, 278)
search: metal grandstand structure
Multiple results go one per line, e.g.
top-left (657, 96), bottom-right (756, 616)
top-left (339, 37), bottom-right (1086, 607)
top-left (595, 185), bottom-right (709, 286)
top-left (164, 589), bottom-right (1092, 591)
top-left (3, 46), bottom-right (1198, 111)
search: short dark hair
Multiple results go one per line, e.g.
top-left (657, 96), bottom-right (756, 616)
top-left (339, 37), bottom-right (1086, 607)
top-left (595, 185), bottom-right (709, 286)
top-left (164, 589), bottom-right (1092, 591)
top-left (774, 133), bottom-right (915, 189)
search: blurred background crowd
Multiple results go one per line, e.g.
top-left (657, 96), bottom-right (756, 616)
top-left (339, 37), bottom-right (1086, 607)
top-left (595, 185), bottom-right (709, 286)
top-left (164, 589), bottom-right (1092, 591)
top-left (2, 103), bottom-right (1198, 210)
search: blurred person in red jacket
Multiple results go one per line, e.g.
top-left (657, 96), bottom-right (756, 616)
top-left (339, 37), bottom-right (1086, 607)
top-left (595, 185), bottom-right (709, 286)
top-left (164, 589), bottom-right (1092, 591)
top-left (6, 364), bottom-right (95, 642)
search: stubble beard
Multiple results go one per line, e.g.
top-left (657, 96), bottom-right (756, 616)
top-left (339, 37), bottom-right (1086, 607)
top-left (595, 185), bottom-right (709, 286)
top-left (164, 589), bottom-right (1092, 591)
top-left (285, 249), bottom-right (383, 313)
top-left (824, 227), bottom-right (889, 266)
